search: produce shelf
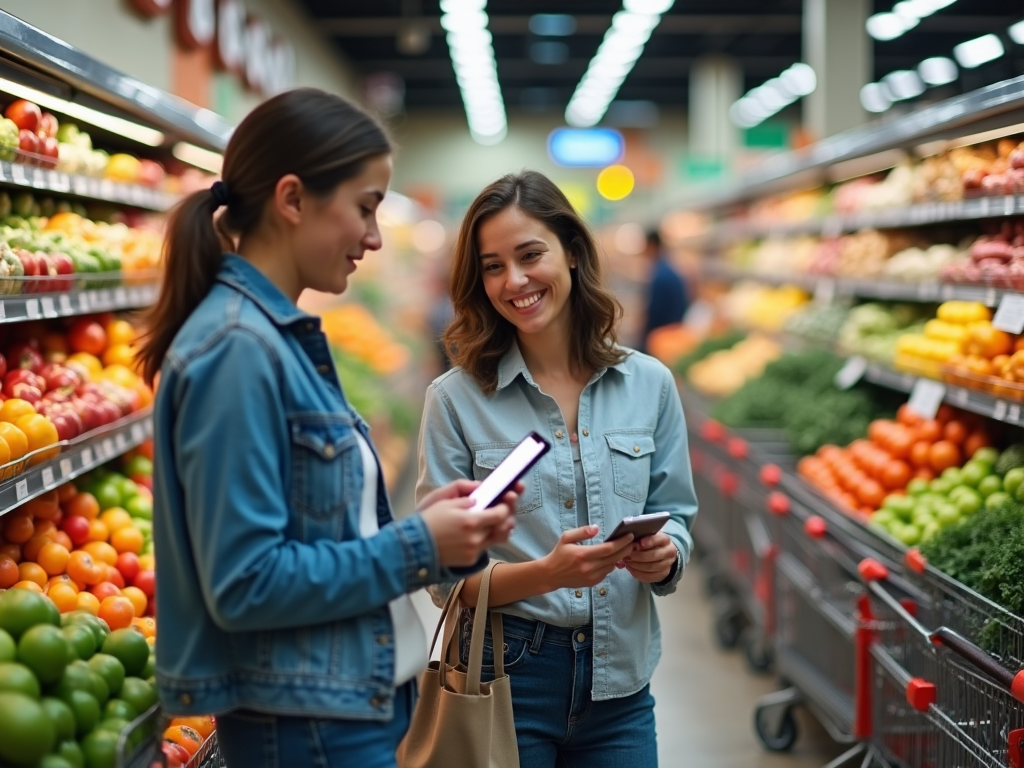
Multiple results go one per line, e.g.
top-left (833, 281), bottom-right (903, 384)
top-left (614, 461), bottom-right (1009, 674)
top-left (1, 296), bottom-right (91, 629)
top-left (703, 262), bottom-right (1006, 306)
top-left (0, 275), bottom-right (159, 323)
top-left (0, 407), bottom-right (151, 521)
top-left (0, 160), bottom-right (177, 211)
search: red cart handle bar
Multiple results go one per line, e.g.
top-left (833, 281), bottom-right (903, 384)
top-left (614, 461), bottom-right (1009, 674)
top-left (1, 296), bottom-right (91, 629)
top-left (859, 558), bottom-right (1024, 703)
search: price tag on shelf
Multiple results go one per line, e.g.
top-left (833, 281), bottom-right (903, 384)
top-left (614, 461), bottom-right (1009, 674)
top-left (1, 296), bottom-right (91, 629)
top-left (1010, 404), bottom-right (1022, 424)
top-left (99, 180), bottom-right (115, 199)
top-left (59, 459), bottom-right (72, 478)
top-left (985, 288), bottom-right (999, 307)
top-left (79, 293), bottom-right (90, 312)
top-left (114, 287), bottom-right (127, 305)
top-left (15, 479), bottom-right (27, 501)
top-left (908, 378), bottom-right (946, 420)
top-left (993, 294), bottom-right (1024, 334)
top-left (99, 289), bottom-right (112, 306)
top-left (102, 439), bottom-right (115, 458)
top-left (995, 400), bottom-right (1009, 421)
top-left (58, 295), bottom-right (72, 315)
top-left (41, 467), bottom-right (54, 488)
top-left (131, 423), bottom-right (144, 443)
top-left (25, 299), bottom-right (39, 319)
top-left (834, 356), bottom-right (868, 390)
top-left (40, 297), bottom-right (56, 318)
top-left (951, 387), bottom-right (970, 406)
top-left (814, 279), bottom-right (836, 305)
top-left (115, 433), bottom-right (127, 452)
top-left (0, 163), bottom-right (10, 182)
top-left (81, 448), bottom-right (93, 466)
top-left (11, 164), bottom-right (27, 185)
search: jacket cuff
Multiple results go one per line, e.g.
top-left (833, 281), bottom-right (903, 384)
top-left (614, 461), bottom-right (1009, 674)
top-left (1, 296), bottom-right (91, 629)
top-left (392, 515), bottom-right (443, 590)
top-left (651, 543), bottom-right (686, 596)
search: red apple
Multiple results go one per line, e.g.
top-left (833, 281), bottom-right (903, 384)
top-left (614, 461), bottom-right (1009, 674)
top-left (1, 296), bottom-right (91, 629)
top-left (37, 112), bottom-right (57, 139)
top-left (7, 100), bottom-right (41, 133)
top-left (7, 383), bottom-right (41, 404)
top-left (137, 159), bottom-right (166, 188)
top-left (0, 352), bottom-right (8, 381)
top-left (42, 366), bottom-right (79, 391)
top-left (59, 515), bottom-right (90, 546)
top-left (49, 411), bottom-right (81, 441)
top-left (15, 250), bottom-right (39, 294)
top-left (71, 397), bottom-right (102, 431)
top-left (95, 399), bottom-right (121, 425)
top-left (116, 552), bottom-right (140, 584)
top-left (38, 136), bottom-right (57, 169)
top-left (17, 129), bottom-right (38, 163)
top-left (7, 344), bottom-right (43, 373)
top-left (134, 569), bottom-right (155, 598)
top-left (36, 253), bottom-right (56, 293)
top-left (50, 252), bottom-right (74, 291)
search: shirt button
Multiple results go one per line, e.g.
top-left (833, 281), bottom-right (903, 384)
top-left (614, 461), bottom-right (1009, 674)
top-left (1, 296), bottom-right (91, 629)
top-left (564, 499), bottom-right (574, 509)
top-left (317, 364), bottom-right (331, 374)
top-left (633, 445), bottom-right (641, 453)
top-left (555, 430), bottom-right (565, 439)
top-left (323, 445), bottom-right (335, 458)
top-left (417, 567), bottom-right (429, 580)
top-left (599, 588), bottom-right (607, 596)
top-left (574, 589), bottom-right (583, 598)
top-left (179, 693), bottom-right (193, 706)
top-left (378, 635), bottom-right (390, 645)
top-left (370, 695), bottom-right (386, 708)
top-left (582, 429), bottom-right (589, 437)
top-left (305, 322), bottom-right (316, 332)
top-left (576, 632), bottom-right (586, 642)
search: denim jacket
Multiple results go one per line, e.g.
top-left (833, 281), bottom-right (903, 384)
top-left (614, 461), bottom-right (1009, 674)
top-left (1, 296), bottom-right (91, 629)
top-left (417, 342), bottom-right (698, 700)
top-left (153, 255), bottom-right (477, 720)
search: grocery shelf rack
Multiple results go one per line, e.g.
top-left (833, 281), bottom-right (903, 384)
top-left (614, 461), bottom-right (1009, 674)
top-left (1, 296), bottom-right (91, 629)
top-left (0, 159), bottom-right (178, 211)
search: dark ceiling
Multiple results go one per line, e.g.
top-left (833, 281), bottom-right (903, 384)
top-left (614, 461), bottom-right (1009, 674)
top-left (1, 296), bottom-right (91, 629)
top-left (296, 0), bottom-right (1024, 116)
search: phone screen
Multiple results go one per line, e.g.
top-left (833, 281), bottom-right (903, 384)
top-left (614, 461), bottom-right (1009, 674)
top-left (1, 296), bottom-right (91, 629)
top-left (469, 433), bottom-right (549, 511)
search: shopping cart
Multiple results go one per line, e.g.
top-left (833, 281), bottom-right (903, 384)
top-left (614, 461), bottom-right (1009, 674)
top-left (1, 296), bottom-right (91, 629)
top-left (116, 705), bottom-right (224, 768)
top-left (859, 557), bottom-right (1024, 768)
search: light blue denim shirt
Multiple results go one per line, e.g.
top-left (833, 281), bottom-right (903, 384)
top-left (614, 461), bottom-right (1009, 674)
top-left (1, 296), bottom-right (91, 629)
top-left (417, 341), bottom-right (698, 700)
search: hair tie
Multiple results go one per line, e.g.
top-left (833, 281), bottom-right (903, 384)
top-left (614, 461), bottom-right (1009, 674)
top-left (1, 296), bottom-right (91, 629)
top-left (210, 180), bottom-right (231, 209)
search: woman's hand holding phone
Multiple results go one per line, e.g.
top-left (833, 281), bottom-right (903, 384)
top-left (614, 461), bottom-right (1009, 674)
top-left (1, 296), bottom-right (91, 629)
top-left (539, 526), bottom-right (636, 590)
top-left (418, 479), bottom-right (520, 567)
top-left (617, 532), bottom-right (677, 583)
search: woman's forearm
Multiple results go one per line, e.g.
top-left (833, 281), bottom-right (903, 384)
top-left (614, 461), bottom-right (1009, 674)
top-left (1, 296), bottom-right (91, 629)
top-left (458, 559), bottom-right (552, 608)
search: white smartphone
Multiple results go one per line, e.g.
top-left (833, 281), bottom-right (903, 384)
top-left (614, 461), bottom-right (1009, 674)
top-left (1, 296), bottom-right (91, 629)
top-left (604, 512), bottom-right (671, 542)
top-left (469, 432), bottom-right (551, 512)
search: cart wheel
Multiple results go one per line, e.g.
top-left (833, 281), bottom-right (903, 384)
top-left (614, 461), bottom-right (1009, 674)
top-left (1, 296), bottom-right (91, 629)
top-left (754, 705), bottom-right (798, 752)
top-left (704, 570), bottom-right (726, 597)
top-left (712, 597), bottom-right (743, 649)
top-left (743, 629), bottom-right (773, 674)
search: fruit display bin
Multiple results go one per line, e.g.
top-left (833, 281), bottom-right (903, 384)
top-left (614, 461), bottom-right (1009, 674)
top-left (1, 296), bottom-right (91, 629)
top-left (943, 364), bottom-right (1024, 403)
top-left (116, 704), bottom-right (224, 768)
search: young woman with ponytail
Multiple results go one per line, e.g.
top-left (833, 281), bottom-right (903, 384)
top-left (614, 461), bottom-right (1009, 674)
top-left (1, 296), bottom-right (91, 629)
top-left (137, 88), bottom-right (516, 768)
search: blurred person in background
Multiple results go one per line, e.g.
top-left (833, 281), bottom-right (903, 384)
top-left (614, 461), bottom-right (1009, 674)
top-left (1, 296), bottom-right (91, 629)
top-left (418, 171), bottom-right (698, 768)
top-left (639, 228), bottom-right (688, 353)
top-left (137, 88), bottom-right (516, 768)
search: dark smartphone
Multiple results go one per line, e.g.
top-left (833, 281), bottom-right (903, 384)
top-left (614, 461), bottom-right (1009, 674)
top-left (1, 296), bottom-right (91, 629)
top-left (469, 432), bottom-right (551, 511)
top-left (604, 512), bottom-right (671, 542)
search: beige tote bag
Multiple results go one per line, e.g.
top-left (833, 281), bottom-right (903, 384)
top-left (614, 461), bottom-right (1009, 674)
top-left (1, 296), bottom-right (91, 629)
top-left (397, 562), bottom-right (520, 768)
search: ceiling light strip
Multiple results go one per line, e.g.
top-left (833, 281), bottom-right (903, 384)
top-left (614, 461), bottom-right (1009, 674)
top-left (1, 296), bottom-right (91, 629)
top-left (729, 63), bottom-right (817, 129)
top-left (441, 0), bottom-right (507, 145)
top-left (564, 0), bottom-right (675, 128)
top-left (866, 0), bottom-right (957, 42)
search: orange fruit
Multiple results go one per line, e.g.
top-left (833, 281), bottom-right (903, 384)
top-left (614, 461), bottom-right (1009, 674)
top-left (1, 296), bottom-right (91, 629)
top-left (137, 554), bottom-right (155, 572)
top-left (121, 586), bottom-right (147, 617)
top-left (106, 320), bottom-right (136, 347)
top-left (23, 490), bottom-right (60, 520)
top-left (85, 520), bottom-right (110, 544)
top-left (14, 414), bottom-right (59, 464)
top-left (49, 532), bottom-right (73, 552)
top-left (76, 591), bottom-right (100, 615)
top-left (0, 555), bottom-right (18, 588)
top-left (0, 422), bottom-right (28, 463)
top-left (99, 508), bottom-right (132, 533)
top-left (169, 716), bottom-right (215, 741)
top-left (66, 352), bottom-right (102, 377)
top-left (0, 398), bottom-right (36, 423)
top-left (83, 541), bottom-right (117, 566)
top-left (90, 582), bottom-right (122, 602)
top-left (47, 583), bottom-right (79, 613)
top-left (37, 543), bottom-right (70, 576)
top-left (33, 520), bottom-right (56, 537)
top-left (21, 533), bottom-right (54, 562)
top-left (2, 514), bottom-right (34, 544)
top-left (57, 482), bottom-right (78, 504)
top-left (110, 527), bottom-right (143, 555)
top-left (17, 561), bottom-right (48, 587)
top-left (131, 616), bottom-right (156, 639)
top-left (163, 725), bottom-right (203, 757)
top-left (67, 551), bottom-right (102, 586)
top-left (64, 492), bottom-right (100, 521)
top-left (12, 580), bottom-right (43, 592)
top-left (47, 574), bottom-right (79, 592)
top-left (102, 344), bottom-right (136, 369)
top-left (0, 542), bottom-right (21, 563)
top-left (98, 596), bottom-right (134, 630)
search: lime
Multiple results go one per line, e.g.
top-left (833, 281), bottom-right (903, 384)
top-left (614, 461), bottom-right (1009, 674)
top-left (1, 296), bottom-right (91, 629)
top-left (141, 654), bottom-right (155, 679)
top-left (987, 491), bottom-right (1012, 510)
top-left (978, 474), bottom-right (1003, 499)
top-left (41, 755), bottom-right (76, 768)
top-left (0, 627), bottom-right (14, 662)
top-left (93, 481), bottom-right (122, 511)
top-left (103, 698), bottom-right (138, 722)
top-left (974, 447), bottom-right (999, 467)
top-left (88, 654), bottom-right (125, 697)
top-left (66, 613), bottom-right (109, 647)
top-left (81, 727), bottom-right (117, 768)
top-left (88, 669), bottom-right (110, 704)
top-left (125, 495), bottom-right (153, 521)
top-left (40, 695), bottom-right (76, 741)
top-left (0, 588), bottom-right (58, 638)
top-left (124, 456), bottom-right (153, 478)
top-left (18, 624), bottom-right (71, 685)
top-left (115, 477), bottom-right (140, 504)
top-left (102, 629), bottom-right (149, 678)
top-left (97, 716), bottom-right (129, 736)
top-left (50, 661), bottom-right (94, 701)
top-left (62, 688), bottom-right (99, 736)
top-left (118, 677), bottom-right (157, 715)
top-left (55, 738), bottom-right (85, 768)
top-left (62, 624), bottom-right (97, 661)
top-left (0, 691), bottom-right (55, 764)
top-left (0, 660), bottom-right (41, 697)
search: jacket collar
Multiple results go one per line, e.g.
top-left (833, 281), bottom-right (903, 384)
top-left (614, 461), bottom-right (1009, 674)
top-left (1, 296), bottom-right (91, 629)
top-left (216, 254), bottom-right (312, 328)
top-left (495, 339), bottom-right (631, 391)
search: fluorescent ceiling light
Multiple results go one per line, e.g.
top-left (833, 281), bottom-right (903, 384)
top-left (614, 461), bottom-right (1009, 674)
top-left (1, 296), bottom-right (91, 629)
top-left (860, 82), bottom-right (892, 113)
top-left (1009, 20), bottom-right (1024, 45)
top-left (172, 142), bottom-right (223, 174)
top-left (728, 63), bottom-right (816, 128)
top-left (564, 2), bottom-right (673, 127)
top-left (866, 0), bottom-right (957, 40)
top-left (954, 33), bottom-right (1005, 69)
top-left (883, 69), bottom-right (926, 100)
top-left (0, 78), bottom-right (165, 147)
top-left (778, 63), bottom-right (817, 97)
top-left (918, 56), bottom-right (958, 85)
top-left (442, 0), bottom-right (506, 144)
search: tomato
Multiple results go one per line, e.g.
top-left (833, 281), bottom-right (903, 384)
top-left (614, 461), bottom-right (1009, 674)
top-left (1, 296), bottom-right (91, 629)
top-left (67, 321), bottom-right (107, 357)
top-left (115, 553), bottom-right (139, 584)
top-left (132, 570), bottom-right (154, 599)
top-left (915, 420), bottom-right (942, 443)
top-left (858, 479), bottom-right (886, 509)
top-left (63, 493), bottom-right (99, 521)
top-left (964, 430), bottom-right (991, 458)
top-left (3, 514), bottom-right (34, 544)
top-left (110, 527), bottom-right (143, 555)
top-left (66, 551), bottom-right (102, 587)
top-left (163, 725), bottom-right (203, 757)
top-left (0, 557), bottom-right (18, 589)
top-left (908, 441), bottom-right (931, 468)
top-left (896, 404), bottom-right (922, 427)
top-left (943, 420), bottom-right (968, 445)
top-left (85, 520), bottom-right (109, 544)
top-left (89, 582), bottom-right (121, 602)
top-left (82, 542), bottom-right (117, 567)
top-left (935, 404), bottom-right (956, 424)
top-left (22, 490), bottom-right (59, 520)
top-left (914, 466), bottom-right (936, 481)
top-left (888, 429), bottom-right (913, 460)
top-left (59, 516), bottom-right (90, 547)
top-left (36, 543), bottom-right (69, 576)
top-left (881, 460), bottom-right (912, 491)
top-left (97, 596), bottom-right (134, 630)
top-left (929, 440), bottom-right (962, 473)
top-left (102, 565), bottom-right (125, 589)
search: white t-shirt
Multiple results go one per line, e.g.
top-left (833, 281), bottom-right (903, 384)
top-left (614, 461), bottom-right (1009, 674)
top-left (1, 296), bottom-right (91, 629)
top-left (355, 433), bottom-right (427, 685)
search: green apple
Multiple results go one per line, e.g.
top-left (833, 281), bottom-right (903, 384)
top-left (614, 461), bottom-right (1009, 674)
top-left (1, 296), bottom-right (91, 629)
top-left (935, 502), bottom-right (961, 527)
top-left (948, 486), bottom-right (973, 505)
top-left (930, 477), bottom-right (955, 496)
top-left (978, 475), bottom-right (1003, 499)
top-left (1015, 482), bottom-right (1024, 503)
top-left (896, 523), bottom-right (922, 546)
top-left (871, 509), bottom-right (896, 528)
top-left (1004, 468), bottom-right (1024, 498)
top-left (907, 478), bottom-right (930, 497)
top-left (921, 521), bottom-right (941, 541)
top-left (954, 488), bottom-right (983, 517)
top-left (884, 495), bottom-right (915, 518)
top-left (920, 493), bottom-right (947, 509)
top-left (960, 461), bottom-right (989, 488)
top-left (973, 447), bottom-right (999, 467)
top-left (985, 492), bottom-right (1011, 511)
top-left (941, 467), bottom-right (964, 486)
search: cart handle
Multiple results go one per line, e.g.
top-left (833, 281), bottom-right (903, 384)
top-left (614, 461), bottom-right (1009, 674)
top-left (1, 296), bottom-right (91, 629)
top-left (858, 557), bottom-right (1024, 703)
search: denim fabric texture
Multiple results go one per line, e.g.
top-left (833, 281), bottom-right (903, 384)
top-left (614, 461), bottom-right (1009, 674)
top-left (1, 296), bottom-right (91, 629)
top-left (153, 255), bottom-right (483, 720)
top-left (418, 341), bottom-right (698, 700)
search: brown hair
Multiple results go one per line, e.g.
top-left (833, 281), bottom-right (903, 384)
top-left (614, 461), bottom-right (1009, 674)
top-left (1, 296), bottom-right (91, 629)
top-left (137, 88), bottom-right (392, 384)
top-left (445, 170), bottom-right (625, 393)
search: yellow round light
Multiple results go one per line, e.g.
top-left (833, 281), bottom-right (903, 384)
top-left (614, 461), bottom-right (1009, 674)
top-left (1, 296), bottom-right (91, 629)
top-left (596, 164), bottom-right (635, 201)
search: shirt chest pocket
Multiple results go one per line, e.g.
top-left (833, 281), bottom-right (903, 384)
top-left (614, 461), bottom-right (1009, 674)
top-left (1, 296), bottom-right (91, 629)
top-left (605, 432), bottom-right (656, 503)
top-left (289, 413), bottom-right (361, 520)
top-left (472, 445), bottom-right (543, 514)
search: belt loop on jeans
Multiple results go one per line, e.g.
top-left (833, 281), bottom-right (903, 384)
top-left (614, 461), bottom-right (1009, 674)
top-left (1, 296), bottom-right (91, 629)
top-left (529, 620), bottom-right (546, 654)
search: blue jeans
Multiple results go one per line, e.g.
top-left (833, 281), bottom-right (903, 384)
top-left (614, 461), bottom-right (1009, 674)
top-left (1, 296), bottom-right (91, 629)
top-left (461, 613), bottom-right (658, 768)
top-left (216, 682), bottom-right (414, 768)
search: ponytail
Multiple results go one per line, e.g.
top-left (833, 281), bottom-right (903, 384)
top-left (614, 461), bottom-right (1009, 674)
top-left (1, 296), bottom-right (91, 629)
top-left (135, 88), bottom-right (392, 385)
top-left (137, 189), bottom-right (229, 385)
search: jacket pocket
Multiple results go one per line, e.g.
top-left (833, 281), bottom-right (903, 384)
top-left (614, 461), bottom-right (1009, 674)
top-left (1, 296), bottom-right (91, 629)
top-left (288, 412), bottom-right (360, 520)
top-left (460, 619), bottom-right (530, 674)
top-left (605, 431), bottom-right (655, 503)
top-left (472, 444), bottom-right (543, 514)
